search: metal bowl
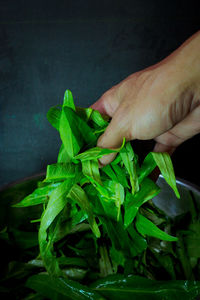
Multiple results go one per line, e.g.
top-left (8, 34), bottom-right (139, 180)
top-left (153, 175), bottom-right (200, 218)
top-left (0, 173), bottom-right (200, 217)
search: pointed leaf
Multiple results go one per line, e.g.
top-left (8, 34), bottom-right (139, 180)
top-left (59, 107), bottom-right (83, 159)
top-left (124, 178), bottom-right (160, 228)
top-left (136, 213), bottom-right (178, 242)
top-left (68, 184), bottom-right (100, 238)
top-left (91, 274), bottom-right (200, 300)
top-left (47, 105), bottom-right (62, 130)
top-left (12, 182), bottom-right (61, 207)
top-left (103, 181), bottom-right (124, 221)
top-left (82, 159), bottom-right (102, 185)
top-left (39, 179), bottom-right (74, 275)
top-left (102, 164), bottom-right (129, 188)
top-left (90, 109), bottom-right (109, 128)
top-left (138, 152), bottom-right (157, 183)
top-left (26, 273), bottom-right (104, 300)
top-left (45, 163), bottom-right (80, 182)
top-left (76, 107), bottom-right (93, 122)
top-left (63, 89), bottom-right (76, 111)
top-left (120, 142), bottom-right (139, 194)
top-left (151, 152), bottom-right (180, 198)
top-left (75, 138), bottom-right (125, 161)
top-left (57, 144), bottom-right (71, 163)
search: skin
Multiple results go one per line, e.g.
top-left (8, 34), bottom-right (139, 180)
top-left (91, 31), bottom-right (200, 165)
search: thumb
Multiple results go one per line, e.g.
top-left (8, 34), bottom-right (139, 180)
top-left (97, 106), bottom-right (132, 165)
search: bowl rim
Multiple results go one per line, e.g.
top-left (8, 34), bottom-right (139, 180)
top-left (0, 173), bottom-right (200, 195)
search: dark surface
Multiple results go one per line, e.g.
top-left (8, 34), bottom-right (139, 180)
top-left (0, 0), bottom-right (200, 187)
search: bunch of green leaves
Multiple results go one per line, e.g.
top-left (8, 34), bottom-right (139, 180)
top-left (3, 89), bottom-right (199, 299)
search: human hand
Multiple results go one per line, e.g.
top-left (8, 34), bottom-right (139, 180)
top-left (92, 31), bottom-right (200, 165)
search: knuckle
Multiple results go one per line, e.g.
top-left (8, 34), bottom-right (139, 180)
top-left (100, 90), bottom-right (117, 117)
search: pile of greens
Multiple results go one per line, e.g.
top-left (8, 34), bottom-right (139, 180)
top-left (1, 90), bottom-right (200, 299)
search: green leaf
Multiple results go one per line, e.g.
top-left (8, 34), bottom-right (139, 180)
top-left (102, 164), bottom-right (129, 188)
top-left (103, 181), bottom-right (124, 221)
top-left (138, 152), bottom-right (157, 183)
top-left (47, 105), bottom-right (62, 130)
top-left (57, 256), bottom-right (88, 268)
top-left (126, 225), bottom-right (147, 256)
top-left (120, 142), bottom-right (139, 194)
top-left (100, 217), bottom-right (132, 256)
top-left (91, 274), bottom-right (200, 300)
top-left (124, 178), bottom-right (160, 228)
top-left (111, 154), bottom-right (122, 165)
top-left (39, 179), bottom-right (74, 275)
top-left (185, 223), bottom-right (200, 258)
top-left (152, 252), bottom-right (176, 279)
top-left (12, 182), bottom-right (61, 207)
top-left (176, 232), bottom-right (194, 280)
top-left (85, 178), bottom-right (122, 222)
top-left (59, 107), bottom-right (83, 159)
top-left (68, 184), bottom-right (100, 238)
top-left (136, 213), bottom-right (178, 242)
top-left (76, 107), bottom-right (93, 122)
top-left (109, 246), bottom-right (125, 271)
top-left (82, 159), bottom-right (102, 185)
top-left (101, 165), bottom-right (118, 182)
top-left (151, 152), bottom-right (180, 198)
top-left (57, 144), bottom-right (71, 163)
top-left (111, 164), bottom-right (129, 188)
top-left (74, 138), bottom-right (125, 161)
top-left (59, 106), bottom-right (97, 160)
top-left (26, 273), bottom-right (104, 300)
top-left (63, 89), bottom-right (76, 111)
top-left (45, 163), bottom-right (80, 182)
top-left (90, 109), bottom-right (108, 128)
top-left (99, 245), bottom-right (114, 277)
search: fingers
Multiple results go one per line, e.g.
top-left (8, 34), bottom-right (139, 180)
top-left (153, 142), bottom-right (176, 155)
top-left (91, 88), bottom-right (130, 165)
top-left (97, 106), bottom-right (132, 165)
top-left (91, 88), bottom-right (122, 117)
top-left (154, 105), bottom-right (200, 150)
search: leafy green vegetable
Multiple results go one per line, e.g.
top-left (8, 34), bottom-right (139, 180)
top-left (63, 89), bottom-right (76, 111)
top-left (47, 105), bottom-right (61, 130)
top-left (45, 163), bottom-right (80, 182)
top-left (26, 273), bottom-right (104, 300)
top-left (12, 182), bottom-right (61, 207)
top-left (82, 159), bottom-right (102, 186)
top-left (74, 137), bottom-right (125, 161)
top-left (90, 109), bottom-right (108, 128)
top-left (124, 178), bottom-right (160, 228)
top-left (139, 152), bottom-right (180, 198)
top-left (120, 142), bottom-right (139, 194)
top-left (151, 152), bottom-right (180, 198)
top-left (59, 107), bottom-right (83, 159)
top-left (68, 184), bottom-right (100, 238)
top-left (7, 89), bottom-right (197, 300)
top-left (136, 213), bottom-right (178, 242)
top-left (39, 179), bottom-right (75, 275)
top-left (91, 274), bottom-right (200, 299)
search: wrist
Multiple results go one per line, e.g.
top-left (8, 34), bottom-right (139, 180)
top-left (169, 31), bottom-right (200, 96)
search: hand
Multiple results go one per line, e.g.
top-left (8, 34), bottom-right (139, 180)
top-left (92, 31), bottom-right (200, 165)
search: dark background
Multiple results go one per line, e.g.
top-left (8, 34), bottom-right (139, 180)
top-left (0, 0), bottom-right (200, 188)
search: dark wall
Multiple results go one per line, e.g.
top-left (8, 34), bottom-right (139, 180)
top-left (0, 0), bottom-right (200, 187)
